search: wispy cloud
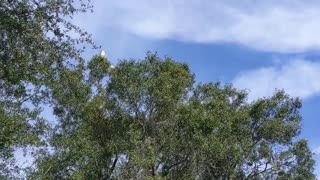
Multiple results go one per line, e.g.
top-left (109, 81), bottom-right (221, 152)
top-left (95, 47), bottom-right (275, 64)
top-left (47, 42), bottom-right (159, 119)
top-left (76, 0), bottom-right (320, 53)
top-left (232, 60), bottom-right (320, 100)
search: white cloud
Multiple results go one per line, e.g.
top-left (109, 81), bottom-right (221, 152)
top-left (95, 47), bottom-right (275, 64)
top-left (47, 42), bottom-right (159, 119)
top-left (232, 60), bottom-right (320, 101)
top-left (72, 1), bottom-right (156, 61)
top-left (77, 0), bottom-right (320, 53)
top-left (314, 146), bottom-right (320, 155)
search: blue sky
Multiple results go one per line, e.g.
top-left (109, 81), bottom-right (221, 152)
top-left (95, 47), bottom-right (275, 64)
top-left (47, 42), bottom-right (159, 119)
top-left (72, 0), bottom-right (320, 176)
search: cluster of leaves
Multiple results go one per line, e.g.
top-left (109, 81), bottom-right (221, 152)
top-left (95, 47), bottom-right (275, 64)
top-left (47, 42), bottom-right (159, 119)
top-left (0, 0), bottom-right (94, 178)
top-left (30, 53), bottom-right (315, 179)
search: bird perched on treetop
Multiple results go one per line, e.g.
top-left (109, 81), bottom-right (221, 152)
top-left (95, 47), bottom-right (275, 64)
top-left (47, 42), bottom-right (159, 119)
top-left (100, 50), bottom-right (115, 69)
top-left (100, 50), bottom-right (106, 58)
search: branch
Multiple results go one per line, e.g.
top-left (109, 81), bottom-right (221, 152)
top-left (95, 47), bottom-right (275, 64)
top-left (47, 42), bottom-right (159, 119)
top-left (107, 156), bottom-right (118, 180)
top-left (164, 155), bottom-right (190, 173)
top-left (245, 158), bottom-right (296, 179)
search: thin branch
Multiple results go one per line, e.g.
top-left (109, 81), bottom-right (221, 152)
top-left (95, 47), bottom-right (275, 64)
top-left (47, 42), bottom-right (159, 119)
top-left (107, 156), bottom-right (118, 180)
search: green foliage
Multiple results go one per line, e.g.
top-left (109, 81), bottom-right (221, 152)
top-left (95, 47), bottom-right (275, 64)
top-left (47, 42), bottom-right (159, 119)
top-left (30, 53), bottom-right (315, 179)
top-left (0, 0), bottom-right (94, 178)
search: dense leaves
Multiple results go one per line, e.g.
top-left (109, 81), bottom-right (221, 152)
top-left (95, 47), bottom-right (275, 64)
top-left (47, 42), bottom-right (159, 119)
top-left (0, 0), bottom-right (94, 178)
top-left (30, 53), bottom-right (315, 179)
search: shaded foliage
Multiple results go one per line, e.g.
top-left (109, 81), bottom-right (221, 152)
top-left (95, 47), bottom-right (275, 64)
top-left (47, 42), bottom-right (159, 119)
top-left (0, 0), bottom-right (94, 178)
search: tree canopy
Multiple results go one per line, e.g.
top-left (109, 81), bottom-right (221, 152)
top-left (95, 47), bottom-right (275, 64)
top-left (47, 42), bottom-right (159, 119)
top-left (30, 54), bottom-right (315, 179)
top-left (0, 0), bottom-right (93, 178)
top-left (0, 0), bottom-right (316, 179)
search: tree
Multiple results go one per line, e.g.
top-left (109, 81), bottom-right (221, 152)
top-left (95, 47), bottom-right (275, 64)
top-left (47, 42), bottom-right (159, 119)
top-left (31, 53), bottom-right (315, 179)
top-left (0, 0), bottom-right (94, 178)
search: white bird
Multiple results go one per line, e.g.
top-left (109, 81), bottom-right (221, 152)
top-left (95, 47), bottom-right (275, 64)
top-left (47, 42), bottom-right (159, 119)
top-left (100, 50), bottom-right (115, 69)
top-left (100, 50), bottom-right (106, 58)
